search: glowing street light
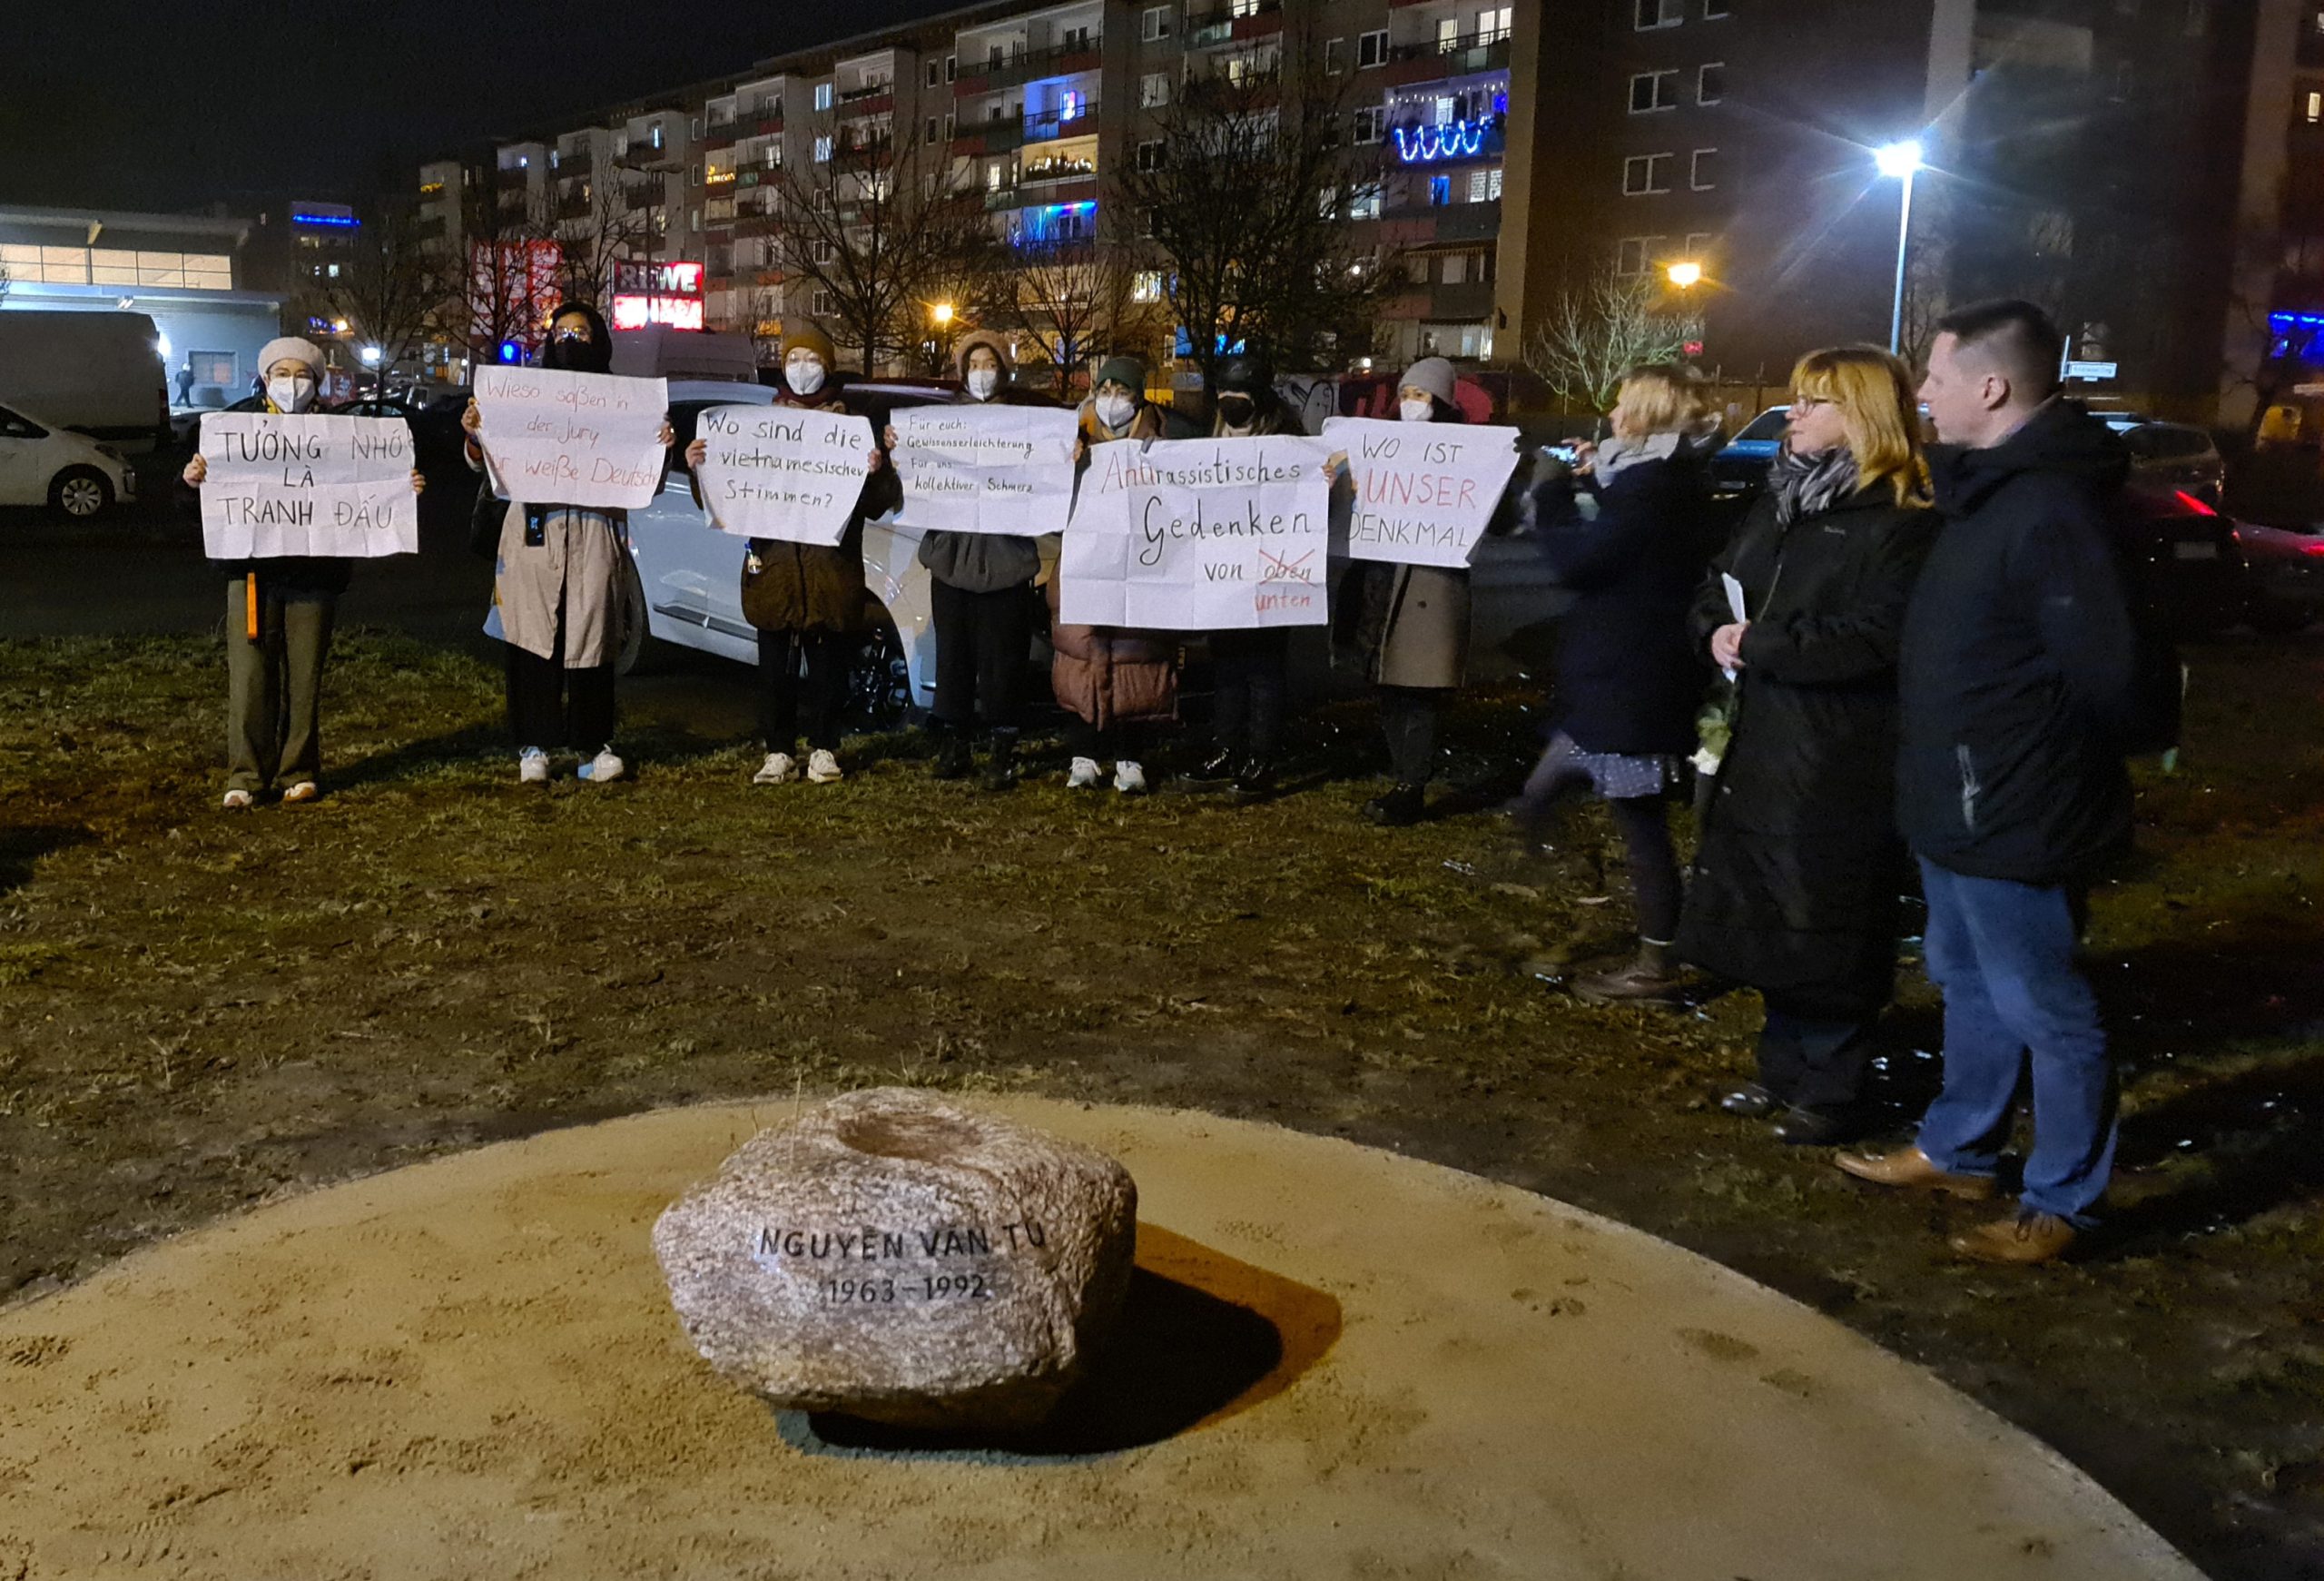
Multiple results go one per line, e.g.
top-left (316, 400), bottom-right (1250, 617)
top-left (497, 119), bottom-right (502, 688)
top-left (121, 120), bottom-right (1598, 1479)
top-left (1666, 261), bottom-right (1703, 290)
top-left (359, 345), bottom-right (382, 367)
top-left (1875, 140), bottom-right (1925, 354)
top-left (931, 301), bottom-right (955, 327)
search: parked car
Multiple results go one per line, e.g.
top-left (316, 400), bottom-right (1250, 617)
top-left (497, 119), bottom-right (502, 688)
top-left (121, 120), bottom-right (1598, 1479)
top-left (2121, 487), bottom-right (2248, 637)
top-left (1709, 404), bottom-right (1788, 495)
top-left (622, 375), bottom-right (1570, 726)
top-left (0, 400), bottom-right (139, 518)
top-left (2103, 416), bottom-right (2226, 505)
top-left (2231, 519), bottom-right (2324, 633)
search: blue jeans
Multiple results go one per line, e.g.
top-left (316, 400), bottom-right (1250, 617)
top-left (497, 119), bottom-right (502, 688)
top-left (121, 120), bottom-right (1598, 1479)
top-left (1915, 858), bottom-right (2118, 1224)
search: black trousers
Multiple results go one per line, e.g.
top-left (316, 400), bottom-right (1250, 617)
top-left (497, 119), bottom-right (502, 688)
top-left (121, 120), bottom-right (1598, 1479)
top-left (930, 579), bottom-right (1029, 732)
top-left (1211, 627), bottom-right (1289, 760)
top-left (1376, 685), bottom-right (1443, 785)
top-left (758, 628), bottom-right (850, 754)
top-left (1066, 717), bottom-right (1150, 763)
top-left (1757, 1000), bottom-right (1877, 1112)
top-left (506, 639), bottom-right (615, 755)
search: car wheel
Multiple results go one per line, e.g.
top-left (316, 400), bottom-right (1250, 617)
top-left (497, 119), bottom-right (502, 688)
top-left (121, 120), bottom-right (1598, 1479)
top-left (50, 468), bottom-right (113, 519)
top-left (614, 553), bottom-right (673, 677)
top-left (846, 617), bottom-right (913, 731)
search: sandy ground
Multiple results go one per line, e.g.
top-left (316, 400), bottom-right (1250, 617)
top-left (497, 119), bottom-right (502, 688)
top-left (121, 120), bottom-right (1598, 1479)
top-left (0, 1097), bottom-right (2204, 1581)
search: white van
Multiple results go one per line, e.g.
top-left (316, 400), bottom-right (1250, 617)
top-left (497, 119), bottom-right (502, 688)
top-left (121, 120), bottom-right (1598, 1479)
top-left (0, 311), bottom-right (171, 455)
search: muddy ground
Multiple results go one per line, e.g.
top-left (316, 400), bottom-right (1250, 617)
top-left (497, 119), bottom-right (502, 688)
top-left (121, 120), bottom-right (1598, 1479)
top-left (0, 628), bottom-right (2319, 1579)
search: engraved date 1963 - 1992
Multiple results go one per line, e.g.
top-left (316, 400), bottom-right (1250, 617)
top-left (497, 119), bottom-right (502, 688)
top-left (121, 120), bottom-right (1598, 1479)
top-left (821, 1273), bottom-right (993, 1305)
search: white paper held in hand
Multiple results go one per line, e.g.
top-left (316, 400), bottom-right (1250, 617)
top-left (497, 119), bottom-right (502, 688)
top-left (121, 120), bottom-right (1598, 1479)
top-left (1720, 571), bottom-right (1747, 682)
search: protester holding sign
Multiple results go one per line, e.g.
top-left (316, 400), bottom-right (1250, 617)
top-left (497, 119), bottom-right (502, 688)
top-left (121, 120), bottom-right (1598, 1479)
top-left (903, 332), bottom-right (1044, 790)
top-left (1516, 365), bottom-right (1722, 1003)
top-left (1174, 353), bottom-right (1305, 804)
top-left (1052, 356), bottom-right (1173, 794)
top-left (461, 301), bottom-right (675, 786)
top-left (1335, 358), bottom-right (1477, 828)
top-left (685, 324), bottom-right (892, 787)
top-left (181, 336), bottom-right (424, 810)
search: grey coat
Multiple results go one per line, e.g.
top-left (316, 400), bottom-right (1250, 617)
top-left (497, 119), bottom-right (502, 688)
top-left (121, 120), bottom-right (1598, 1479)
top-left (915, 378), bottom-right (1043, 595)
top-left (1343, 561), bottom-right (1472, 690)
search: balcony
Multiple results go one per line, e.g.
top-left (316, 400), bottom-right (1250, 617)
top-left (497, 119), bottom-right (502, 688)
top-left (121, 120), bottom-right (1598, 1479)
top-left (556, 149), bottom-right (596, 176)
top-left (1021, 153), bottom-right (1097, 183)
top-left (1428, 281), bottom-right (1495, 320)
top-left (952, 37), bottom-right (1103, 96)
top-left (1386, 32), bottom-right (1512, 84)
top-left (1434, 198), bottom-right (1502, 242)
top-left (1384, 115), bottom-right (1505, 166)
top-left (1023, 101), bottom-right (1098, 143)
top-left (556, 194), bottom-right (593, 220)
top-left (1186, 0), bottom-right (1281, 49)
top-left (838, 87), bottom-right (894, 118)
top-left (959, 120), bottom-right (1026, 155)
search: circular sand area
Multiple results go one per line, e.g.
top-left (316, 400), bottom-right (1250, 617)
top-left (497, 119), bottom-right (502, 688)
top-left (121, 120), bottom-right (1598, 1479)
top-left (0, 1098), bottom-right (2200, 1580)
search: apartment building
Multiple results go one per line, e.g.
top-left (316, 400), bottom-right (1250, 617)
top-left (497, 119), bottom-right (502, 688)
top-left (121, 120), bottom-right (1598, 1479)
top-left (416, 0), bottom-right (2289, 414)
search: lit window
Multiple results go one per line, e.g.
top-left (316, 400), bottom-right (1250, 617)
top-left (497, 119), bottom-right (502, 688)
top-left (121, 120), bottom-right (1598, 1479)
top-left (1443, 253), bottom-right (1466, 284)
top-left (814, 83), bottom-right (834, 111)
top-left (1350, 187), bottom-right (1382, 220)
top-left (2308, 90), bottom-right (2321, 124)
top-left (1469, 167), bottom-right (1502, 202)
top-left (1141, 71), bottom-right (1171, 107)
top-left (814, 135), bottom-right (833, 162)
top-left (1477, 6), bottom-right (1512, 43)
top-left (1429, 173), bottom-right (1451, 206)
top-left (1133, 270), bottom-right (1164, 301)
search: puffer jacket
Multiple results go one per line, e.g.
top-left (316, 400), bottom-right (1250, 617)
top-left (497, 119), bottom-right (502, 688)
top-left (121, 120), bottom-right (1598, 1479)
top-left (739, 387), bottom-right (897, 633)
top-left (1051, 397), bottom-right (1176, 726)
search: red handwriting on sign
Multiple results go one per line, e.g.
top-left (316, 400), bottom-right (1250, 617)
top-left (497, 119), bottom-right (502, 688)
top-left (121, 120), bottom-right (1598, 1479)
top-left (1258, 548), bottom-right (1316, 583)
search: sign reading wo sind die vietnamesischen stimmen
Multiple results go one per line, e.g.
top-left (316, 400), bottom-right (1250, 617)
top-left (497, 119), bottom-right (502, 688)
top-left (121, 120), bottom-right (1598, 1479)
top-left (690, 404), bottom-right (878, 547)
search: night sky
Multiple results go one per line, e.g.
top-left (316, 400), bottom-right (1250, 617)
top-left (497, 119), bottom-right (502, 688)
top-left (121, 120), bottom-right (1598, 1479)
top-left (0, 0), bottom-right (963, 215)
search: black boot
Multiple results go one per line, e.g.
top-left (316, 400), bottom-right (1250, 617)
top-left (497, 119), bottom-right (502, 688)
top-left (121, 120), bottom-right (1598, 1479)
top-left (1230, 756), bottom-right (1275, 805)
top-left (930, 723), bottom-right (972, 781)
top-left (1363, 781), bottom-right (1426, 826)
top-left (980, 728), bottom-right (1020, 791)
top-left (1172, 745), bottom-right (1237, 793)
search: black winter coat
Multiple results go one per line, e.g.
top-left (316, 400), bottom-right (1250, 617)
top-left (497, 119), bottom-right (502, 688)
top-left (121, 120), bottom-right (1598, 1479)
top-left (1898, 401), bottom-right (2141, 886)
top-left (1674, 483), bottom-right (1939, 1017)
top-left (1533, 447), bottom-right (1719, 755)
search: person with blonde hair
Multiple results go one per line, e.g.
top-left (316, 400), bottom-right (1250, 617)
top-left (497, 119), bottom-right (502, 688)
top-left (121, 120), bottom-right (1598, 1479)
top-left (1518, 363), bottom-right (1723, 999)
top-left (1676, 346), bottom-right (1939, 1142)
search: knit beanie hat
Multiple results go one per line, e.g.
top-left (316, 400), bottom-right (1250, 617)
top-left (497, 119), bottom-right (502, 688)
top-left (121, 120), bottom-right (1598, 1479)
top-left (782, 323), bottom-right (837, 365)
top-left (1096, 355), bottom-right (1147, 397)
top-left (257, 337), bottom-right (327, 380)
top-left (1400, 357), bottom-right (1458, 407)
top-left (954, 330), bottom-right (1014, 381)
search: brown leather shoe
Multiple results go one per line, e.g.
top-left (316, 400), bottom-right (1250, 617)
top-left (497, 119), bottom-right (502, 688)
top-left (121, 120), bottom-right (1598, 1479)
top-left (1949, 1211), bottom-right (2077, 1266)
top-left (1573, 943), bottom-right (1688, 1005)
top-left (1832, 1146), bottom-right (1996, 1201)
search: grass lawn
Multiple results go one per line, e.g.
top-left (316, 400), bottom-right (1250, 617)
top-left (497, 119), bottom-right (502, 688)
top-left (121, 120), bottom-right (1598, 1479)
top-left (2, 627), bottom-right (2321, 1577)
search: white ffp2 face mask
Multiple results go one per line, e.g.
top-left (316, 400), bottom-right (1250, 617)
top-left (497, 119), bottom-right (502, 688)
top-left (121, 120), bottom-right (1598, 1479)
top-left (785, 357), bottom-right (826, 396)
top-left (269, 376), bottom-right (317, 414)
top-left (1400, 398), bottom-right (1434, 424)
top-left (966, 368), bottom-right (1000, 400)
top-left (1096, 393), bottom-right (1136, 430)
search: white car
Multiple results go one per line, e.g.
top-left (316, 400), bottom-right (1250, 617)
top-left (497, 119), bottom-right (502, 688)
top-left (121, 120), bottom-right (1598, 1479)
top-left (0, 400), bottom-right (138, 518)
top-left (620, 379), bottom-right (1571, 725)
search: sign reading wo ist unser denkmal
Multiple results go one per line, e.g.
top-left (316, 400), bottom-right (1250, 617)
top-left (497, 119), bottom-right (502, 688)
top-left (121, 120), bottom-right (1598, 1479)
top-left (1323, 415), bottom-right (1523, 569)
top-left (197, 412), bottom-right (418, 560)
top-left (1060, 435), bottom-right (1335, 630)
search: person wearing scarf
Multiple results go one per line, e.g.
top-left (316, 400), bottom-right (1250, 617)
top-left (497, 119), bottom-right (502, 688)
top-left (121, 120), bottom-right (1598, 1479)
top-left (1053, 354), bottom-right (1175, 794)
top-left (463, 301), bottom-right (670, 785)
top-left (182, 335), bottom-right (423, 809)
top-left (1674, 347), bottom-right (1939, 1143)
top-left (1518, 365), bottom-right (1723, 1001)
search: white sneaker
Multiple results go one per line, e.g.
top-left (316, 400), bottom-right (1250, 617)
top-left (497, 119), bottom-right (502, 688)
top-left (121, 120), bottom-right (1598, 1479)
top-left (1067, 756), bottom-right (1102, 789)
top-left (281, 780), bottom-right (319, 805)
top-left (578, 749), bottom-right (625, 783)
top-left (1114, 760), bottom-right (1148, 795)
top-left (805, 748), bottom-right (844, 784)
top-left (753, 751), bottom-right (797, 786)
top-left (518, 747), bottom-right (549, 785)
top-left (222, 787), bottom-right (254, 810)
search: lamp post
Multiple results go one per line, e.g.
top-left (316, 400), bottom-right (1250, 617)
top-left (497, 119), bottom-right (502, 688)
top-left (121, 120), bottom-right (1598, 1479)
top-left (1874, 140), bottom-right (1923, 357)
top-left (1665, 261), bottom-right (1702, 290)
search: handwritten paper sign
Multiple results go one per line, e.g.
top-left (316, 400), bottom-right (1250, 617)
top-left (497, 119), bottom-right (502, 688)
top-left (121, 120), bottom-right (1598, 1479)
top-left (892, 405), bottom-right (1078, 537)
top-left (693, 404), bottom-right (876, 546)
top-left (198, 413), bottom-right (417, 559)
top-left (1059, 435), bottom-right (1334, 630)
top-left (474, 366), bottom-right (669, 510)
top-left (1323, 416), bottom-right (1522, 568)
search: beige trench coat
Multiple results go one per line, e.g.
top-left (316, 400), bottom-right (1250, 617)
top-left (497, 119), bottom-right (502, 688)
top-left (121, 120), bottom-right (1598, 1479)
top-left (490, 506), bottom-right (625, 667)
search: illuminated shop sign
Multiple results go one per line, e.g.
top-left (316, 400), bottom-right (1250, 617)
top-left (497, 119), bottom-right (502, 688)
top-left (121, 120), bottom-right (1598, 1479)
top-left (610, 260), bottom-right (706, 331)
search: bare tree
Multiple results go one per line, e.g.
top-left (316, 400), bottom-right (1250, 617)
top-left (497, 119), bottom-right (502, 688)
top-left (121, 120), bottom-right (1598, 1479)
top-left (768, 118), bottom-right (993, 375)
top-left (1523, 264), bottom-right (1705, 420)
top-left (547, 175), bottom-right (654, 308)
top-left (1111, 33), bottom-right (1391, 387)
top-left (324, 203), bottom-right (453, 397)
top-left (454, 179), bottom-right (560, 367)
top-left (1005, 242), bottom-right (1170, 394)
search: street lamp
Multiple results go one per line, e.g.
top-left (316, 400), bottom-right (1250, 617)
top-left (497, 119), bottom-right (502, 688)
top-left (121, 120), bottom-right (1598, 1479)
top-left (1875, 139), bottom-right (1924, 356)
top-left (359, 345), bottom-right (382, 367)
top-left (931, 301), bottom-right (955, 328)
top-left (1665, 261), bottom-right (1702, 290)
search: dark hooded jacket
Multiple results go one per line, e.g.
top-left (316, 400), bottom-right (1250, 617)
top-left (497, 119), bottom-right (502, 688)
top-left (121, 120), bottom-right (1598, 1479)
top-left (1896, 400), bottom-right (2141, 885)
top-left (1674, 478), bottom-right (1939, 1015)
top-left (916, 331), bottom-right (1043, 595)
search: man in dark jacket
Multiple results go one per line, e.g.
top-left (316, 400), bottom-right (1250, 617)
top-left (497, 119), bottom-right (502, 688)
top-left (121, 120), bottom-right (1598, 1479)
top-left (1837, 301), bottom-right (2140, 1266)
